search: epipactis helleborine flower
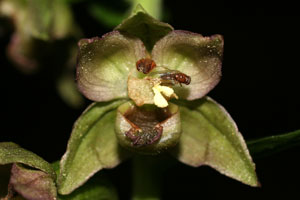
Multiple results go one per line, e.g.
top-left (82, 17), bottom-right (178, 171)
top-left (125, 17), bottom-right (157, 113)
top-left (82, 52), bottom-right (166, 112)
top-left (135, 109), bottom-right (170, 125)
top-left (58, 5), bottom-right (258, 195)
top-left (77, 25), bottom-right (222, 153)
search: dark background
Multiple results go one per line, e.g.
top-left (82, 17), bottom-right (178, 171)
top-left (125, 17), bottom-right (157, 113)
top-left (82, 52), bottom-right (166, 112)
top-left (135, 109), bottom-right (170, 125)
top-left (1, 0), bottom-right (300, 199)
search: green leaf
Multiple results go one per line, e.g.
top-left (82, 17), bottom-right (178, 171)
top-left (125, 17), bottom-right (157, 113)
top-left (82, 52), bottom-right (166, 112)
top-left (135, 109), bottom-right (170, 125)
top-left (88, 3), bottom-right (125, 28)
top-left (115, 4), bottom-right (173, 51)
top-left (57, 100), bottom-right (129, 195)
top-left (247, 129), bottom-right (300, 158)
top-left (56, 72), bottom-right (84, 109)
top-left (9, 164), bottom-right (57, 200)
top-left (170, 97), bottom-right (259, 187)
top-left (0, 142), bottom-right (56, 180)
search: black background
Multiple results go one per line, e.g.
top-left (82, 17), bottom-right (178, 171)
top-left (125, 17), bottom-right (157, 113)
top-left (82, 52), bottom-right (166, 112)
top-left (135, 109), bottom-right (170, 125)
top-left (1, 0), bottom-right (300, 199)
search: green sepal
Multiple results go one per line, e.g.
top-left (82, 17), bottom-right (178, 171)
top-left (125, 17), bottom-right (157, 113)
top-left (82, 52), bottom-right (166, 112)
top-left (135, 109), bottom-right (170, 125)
top-left (170, 97), bottom-right (259, 187)
top-left (57, 100), bottom-right (130, 195)
top-left (115, 4), bottom-right (173, 51)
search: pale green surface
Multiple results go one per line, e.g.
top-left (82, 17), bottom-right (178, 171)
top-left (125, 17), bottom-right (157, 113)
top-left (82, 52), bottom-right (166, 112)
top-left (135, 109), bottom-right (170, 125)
top-left (0, 142), bottom-right (56, 180)
top-left (171, 97), bottom-right (259, 186)
top-left (10, 164), bottom-right (57, 200)
top-left (77, 31), bottom-right (146, 102)
top-left (58, 100), bottom-right (128, 195)
top-left (151, 31), bottom-right (223, 101)
top-left (116, 4), bottom-right (173, 50)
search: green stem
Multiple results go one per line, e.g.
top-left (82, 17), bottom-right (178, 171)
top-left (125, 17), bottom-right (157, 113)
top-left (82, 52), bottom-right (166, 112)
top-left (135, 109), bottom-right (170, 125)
top-left (132, 154), bottom-right (174, 200)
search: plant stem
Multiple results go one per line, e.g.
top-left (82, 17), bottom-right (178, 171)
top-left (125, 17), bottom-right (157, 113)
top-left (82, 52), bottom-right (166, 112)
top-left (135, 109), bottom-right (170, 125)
top-left (132, 154), bottom-right (173, 200)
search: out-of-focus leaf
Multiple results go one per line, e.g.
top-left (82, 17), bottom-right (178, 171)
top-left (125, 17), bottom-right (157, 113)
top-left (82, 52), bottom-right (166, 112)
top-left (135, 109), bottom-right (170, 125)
top-left (57, 100), bottom-right (129, 195)
top-left (56, 72), bottom-right (84, 108)
top-left (115, 4), bottom-right (173, 50)
top-left (247, 129), bottom-right (300, 158)
top-left (9, 164), bottom-right (57, 200)
top-left (26, 0), bottom-right (52, 40)
top-left (88, 3), bottom-right (124, 28)
top-left (170, 97), bottom-right (259, 187)
top-left (0, 142), bottom-right (56, 180)
top-left (51, 0), bottom-right (81, 39)
top-left (63, 0), bottom-right (86, 4)
top-left (0, 0), bottom-right (52, 40)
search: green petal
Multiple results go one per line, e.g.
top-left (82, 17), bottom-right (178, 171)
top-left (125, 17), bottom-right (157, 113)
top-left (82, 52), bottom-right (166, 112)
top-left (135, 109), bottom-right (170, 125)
top-left (0, 142), bottom-right (56, 180)
top-left (152, 31), bottom-right (223, 100)
top-left (57, 100), bottom-right (129, 195)
top-left (115, 4), bottom-right (173, 51)
top-left (170, 97), bottom-right (259, 186)
top-left (77, 31), bottom-right (147, 102)
top-left (10, 164), bottom-right (57, 200)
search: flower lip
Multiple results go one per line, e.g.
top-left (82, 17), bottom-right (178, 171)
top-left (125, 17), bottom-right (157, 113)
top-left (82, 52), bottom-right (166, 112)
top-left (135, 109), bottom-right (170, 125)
top-left (115, 101), bottom-right (181, 154)
top-left (123, 104), bottom-right (172, 146)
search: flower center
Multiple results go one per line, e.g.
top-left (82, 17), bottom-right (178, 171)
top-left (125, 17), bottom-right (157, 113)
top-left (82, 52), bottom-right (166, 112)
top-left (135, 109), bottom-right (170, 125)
top-left (128, 58), bottom-right (191, 108)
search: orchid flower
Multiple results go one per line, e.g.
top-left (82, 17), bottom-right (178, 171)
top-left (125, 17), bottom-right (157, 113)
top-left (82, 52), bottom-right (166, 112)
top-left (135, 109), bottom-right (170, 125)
top-left (57, 5), bottom-right (259, 195)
